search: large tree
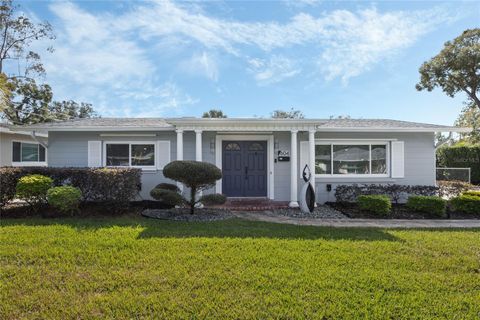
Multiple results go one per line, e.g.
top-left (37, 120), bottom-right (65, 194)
top-left (271, 108), bottom-right (305, 119)
top-left (455, 100), bottom-right (480, 144)
top-left (202, 109), bottom-right (227, 118)
top-left (0, 72), bottom-right (9, 109)
top-left (416, 29), bottom-right (480, 109)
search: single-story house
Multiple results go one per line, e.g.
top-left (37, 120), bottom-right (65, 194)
top-left (0, 123), bottom-right (48, 167)
top-left (12, 118), bottom-right (469, 204)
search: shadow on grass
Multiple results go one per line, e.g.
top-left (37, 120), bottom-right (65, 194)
top-left (0, 215), bottom-right (406, 241)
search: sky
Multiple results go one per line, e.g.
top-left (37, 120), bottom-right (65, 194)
top-left (9, 0), bottom-right (480, 125)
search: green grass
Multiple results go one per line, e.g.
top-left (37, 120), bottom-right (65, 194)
top-left (1, 216), bottom-right (479, 319)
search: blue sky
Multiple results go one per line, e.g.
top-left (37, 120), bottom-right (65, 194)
top-left (13, 0), bottom-right (480, 124)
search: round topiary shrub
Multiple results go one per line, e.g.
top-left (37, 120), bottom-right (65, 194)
top-left (150, 188), bottom-right (184, 207)
top-left (450, 195), bottom-right (480, 215)
top-left (200, 193), bottom-right (227, 206)
top-left (16, 174), bottom-right (53, 210)
top-left (154, 183), bottom-right (180, 193)
top-left (163, 161), bottom-right (223, 214)
top-left (406, 195), bottom-right (447, 217)
top-left (47, 186), bottom-right (82, 215)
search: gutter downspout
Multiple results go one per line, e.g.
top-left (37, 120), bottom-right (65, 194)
top-left (30, 130), bottom-right (48, 149)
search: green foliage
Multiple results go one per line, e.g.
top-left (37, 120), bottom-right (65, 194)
top-left (463, 190), bottom-right (480, 197)
top-left (46, 186), bottom-right (82, 215)
top-left (0, 72), bottom-right (10, 110)
top-left (163, 161), bottom-right (223, 214)
top-left (450, 195), bottom-right (480, 215)
top-left (15, 174), bottom-right (52, 210)
top-left (150, 188), bottom-right (184, 207)
top-left (1, 217), bottom-right (480, 318)
top-left (1, 167), bottom-right (141, 209)
top-left (455, 100), bottom-right (480, 143)
top-left (416, 29), bottom-right (480, 108)
top-left (271, 108), bottom-right (305, 119)
top-left (202, 109), bottom-right (227, 118)
top-left (436, 144), bottom-right (480, 184)
top-left (154, 183), bottom-right (180, 193)
top-left (199, 193), bottom-right (227, 205)
top-left (357, 195), bottom-right (391, 216)
top-left (406, 196), bottom-right (447, 217)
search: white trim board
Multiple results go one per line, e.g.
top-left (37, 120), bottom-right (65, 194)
top-left (215, 134), bottom-right (275, 200)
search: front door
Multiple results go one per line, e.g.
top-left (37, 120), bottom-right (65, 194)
top-left (222, 141), bottom-right (267, 197)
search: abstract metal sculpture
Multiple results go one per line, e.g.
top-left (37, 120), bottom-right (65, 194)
top-left (299, 164), bottom-right (315, 213)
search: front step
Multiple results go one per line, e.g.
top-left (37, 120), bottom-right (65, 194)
top-left (209, 198), bottom-right (290, 211)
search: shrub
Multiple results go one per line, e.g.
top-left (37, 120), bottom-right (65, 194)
top-left (357, 195), bottom-right (391, 216)
top-left (154, 183), bottom-right (180, 193)
top-left (463, 190), bottom-right (480, 198)
top-left (406, 196), bottom-right (447, 217)
top-left (437, 144), bottom-right (480, 184)
top-left (450, 195), bottom-right (480, 215)
top-left (335, 184), bottom-right (438, 203)
top-left (150, 188), bottom-right (184, 207)
top-left (1, 167), bottom-right (141, 209)
top-left (15, 174), bottom-right (53, 210)
top-left (200, 193), bottom-right (227, 206)
top-left (47, 186), bottom-right (82, 215)
top-left (437, 180), bottom-right (474, 199)
top-left (163, 161), bottom-right (222, 214)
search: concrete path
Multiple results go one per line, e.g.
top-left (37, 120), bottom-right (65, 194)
top-left (233, 211), bottom-right (480, 228)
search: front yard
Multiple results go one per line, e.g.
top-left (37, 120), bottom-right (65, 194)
top-left (1, 216), bottom-right (479, 319)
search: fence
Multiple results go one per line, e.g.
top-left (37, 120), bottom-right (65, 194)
top-left (436, 167), bottom-right (471, 184)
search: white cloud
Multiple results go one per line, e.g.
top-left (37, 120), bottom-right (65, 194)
top-left (180, 51), bottom-right (219, 81)
top-left (248, 56), bottom-right (300, 85)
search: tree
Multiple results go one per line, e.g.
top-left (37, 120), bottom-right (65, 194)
top-left (202, 109), bottom-right (227, 118)
top-left (455, 100), bottom-right (480, 144)
top-left (49, 100), bottom-right (98, 121)
top-left (271, 108), bottom-right (305, 119)
top-left (0, 72), bottom-right (9, 110)
top-left (416, 29), bottom-right (480, 109)
top-left (0, 0), bottom-right (55, 77)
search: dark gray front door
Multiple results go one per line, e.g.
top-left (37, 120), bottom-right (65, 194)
top-left (222, 141), bottom-right (267, 197)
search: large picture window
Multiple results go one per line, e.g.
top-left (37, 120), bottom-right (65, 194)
top-left (315, 142), bottom-right (388, 176)
top-left (12, 142), bottom-right (46, 163)
top-left (105, 142), bottom-right (155, 168)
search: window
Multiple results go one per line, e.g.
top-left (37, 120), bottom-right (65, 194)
top-left (225, 142), bottom-right (241, 151)
top-left (248, 142), bottom-right (264, 151)
top-left (315, 142), bottom-right (388, 176)
top-left (12, 142), bottom-right (46, 163)
top-left (105, 142), bottom-right (155, 168)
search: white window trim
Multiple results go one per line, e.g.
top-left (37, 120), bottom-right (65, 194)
top-left (315, 140), bottom-right (390, 178)
top-left (102, 141), bottom-right (157, 170)
top-left (11, 140), bottom-right (47, 166)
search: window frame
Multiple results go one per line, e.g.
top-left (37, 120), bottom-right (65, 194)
top-left (11, 140), bottom-right (47, 166)
top-left (103, 141), bottom-right (156, 170)
top-left (314, 140), bottom-right (390, 178)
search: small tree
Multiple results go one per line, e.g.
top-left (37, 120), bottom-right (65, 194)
top-left (161, 161), bottom-right (223, 214)
top-left (271, 108), bottom-right (305, 119)
top-left (202, 109), bottom-right (227, 118)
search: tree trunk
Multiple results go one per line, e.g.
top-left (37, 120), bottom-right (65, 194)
top-left (189, 186), bottom-right (196, 215)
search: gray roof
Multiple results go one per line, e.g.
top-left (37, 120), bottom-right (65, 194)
top-left (9, 117), bottom-right (470, 132)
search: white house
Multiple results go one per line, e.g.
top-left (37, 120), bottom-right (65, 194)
top-left (12, 118), bottom-right (469, 204)
top-left (0, 123), bottom-right (48, 167)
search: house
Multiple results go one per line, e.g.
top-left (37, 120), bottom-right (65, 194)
top-left (12, 118), bottom-right (469, 204)
top-left (0, 123), bottom-right (48, 167)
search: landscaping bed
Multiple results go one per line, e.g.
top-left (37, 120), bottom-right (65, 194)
top-left (142, 208), bottom-right (234, 221)
top-left (270, 205), bottom-right (348, 219)
top-left (328, 202), bottom-right (480, 219)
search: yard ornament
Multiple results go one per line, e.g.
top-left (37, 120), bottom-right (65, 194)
top-left (299, 164), bottom-right (315, 213)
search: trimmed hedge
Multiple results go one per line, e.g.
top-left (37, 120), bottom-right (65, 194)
top-left (406, 196), bottom-right (447, 217)
top-left (16, 174), bottom-right (53, 210)
top-left (1, 167), bottom-right (141, 208)
top-left (150, 188), bottom-right (184, 207)
top-left (450, 195), bottom-right (480, 215)
top-left (357, 195), bottom-right (391, 216)
top-left (463, 190), bottom-right (480, 198)
top-left (437, 144), bottom-right (480, 184)
top-left (335, 184), bottom-right (438, 203)
top-left (47, 186), bottom-right (82, 214)
top-left (154, 183), bottom-right (180, 193)
top-left (200, 193), bottom-right (227, 206)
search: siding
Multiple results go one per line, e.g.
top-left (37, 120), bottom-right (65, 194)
top-left (0, 132), bottom-right (48, 166)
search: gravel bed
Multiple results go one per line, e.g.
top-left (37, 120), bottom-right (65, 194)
top-left (266, 205), bottom-right (349, 219)
top-left (142, 208), bottom-right (234, 221)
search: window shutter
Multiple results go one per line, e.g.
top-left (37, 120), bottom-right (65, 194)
top-left (88, 141), bottom-right (102, 167)
top-left (157, 141), bottom-right (171, 170)
top-left (299, 141), bottom-right (309, 176)
top-left (391, 141), bottom-right (405, 178)
top-left (39, 145), bottom-right (46, 162)
top-left (12, 142), bottom-right (21, 162)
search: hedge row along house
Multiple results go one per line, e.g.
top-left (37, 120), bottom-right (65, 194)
top-left (9, 118), bottom-right (470, 205)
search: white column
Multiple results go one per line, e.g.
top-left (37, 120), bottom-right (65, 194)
top-left (195, 130), bottom-right (202, 162)
top-left (176, 129), bottom-right (184, 161)
top-left (308, 130), bottom-right (316, 192)
top-left (289, 130), bottom-right (299, 208)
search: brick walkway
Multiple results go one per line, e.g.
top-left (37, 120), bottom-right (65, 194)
top-left (234, 211), bottom-right (480, 228)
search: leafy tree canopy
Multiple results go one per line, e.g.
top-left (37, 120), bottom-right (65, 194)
top-left (455, 100), bottom-right (480, 144)
top-left (416, 29), bottom-right (480, 109)
top-left (202, 109), bottom-right (227, 118)
top-left (271, 108), bottom-right (305, 119)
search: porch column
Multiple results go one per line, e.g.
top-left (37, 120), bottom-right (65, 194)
top-left (289, 130), bottom-right (299, 208)
top-left (195, 130), bottom-right (202, 161)
top-left (308, 129), bottom-right (316, 192)
top-left (176, 129), bottom-right (184, 192)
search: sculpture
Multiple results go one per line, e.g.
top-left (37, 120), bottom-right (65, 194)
top-left (299, 164), bottom-right (315, 213)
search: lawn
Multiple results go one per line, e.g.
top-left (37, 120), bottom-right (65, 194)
top-left (1, 216), bottom-right (479, 319)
